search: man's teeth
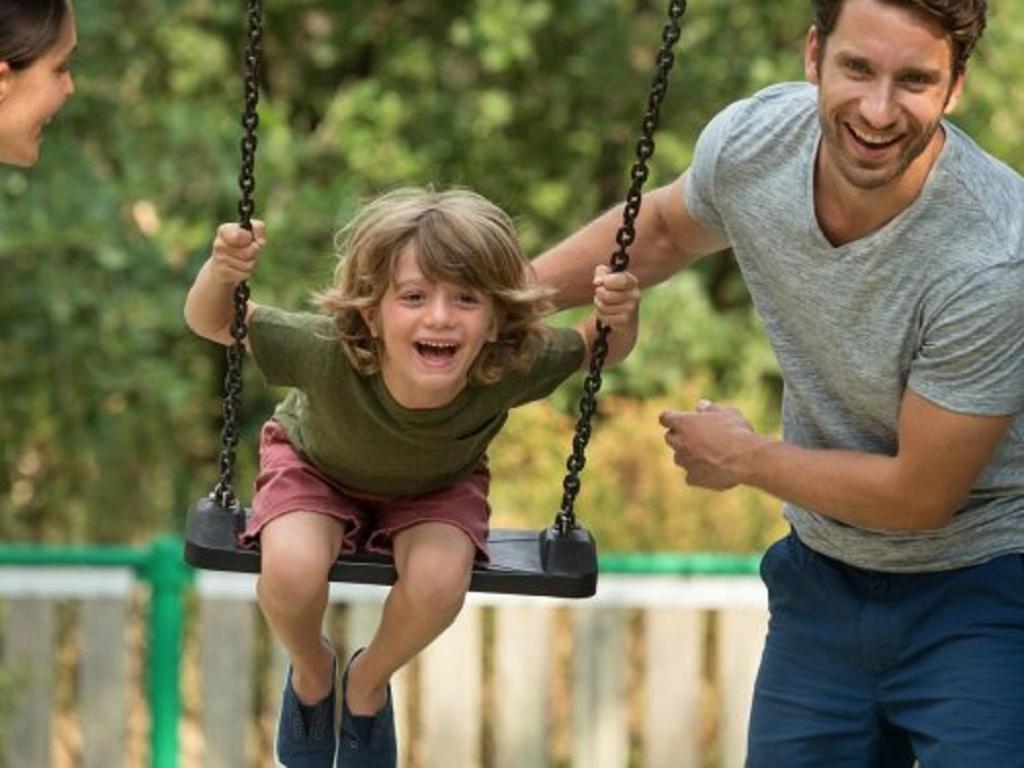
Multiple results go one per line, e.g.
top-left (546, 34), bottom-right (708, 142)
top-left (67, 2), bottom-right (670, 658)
top-left (850, 125), bottom-right (897, 146)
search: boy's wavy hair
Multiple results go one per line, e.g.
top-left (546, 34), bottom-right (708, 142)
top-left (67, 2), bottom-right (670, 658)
top-left (0, 0), bottom-right (71, 70)
top-left (312, 187), bottom-right (554, 386)
top-left (812, 0), bottom-right (987, 79)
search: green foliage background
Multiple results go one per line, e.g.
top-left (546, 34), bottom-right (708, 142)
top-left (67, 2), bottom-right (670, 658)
top-left (2, 0), bottom-right (1021, 552)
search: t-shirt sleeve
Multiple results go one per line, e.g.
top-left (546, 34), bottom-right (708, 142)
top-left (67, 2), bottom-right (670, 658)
top-left (248, 305), bottom-right (333, 389)
top-left (509, 326), bottom-right (586, 406)
top-left (908, 261), bottom-right (1024, 415)
top-left (683, 99), bottom-right (748, 234)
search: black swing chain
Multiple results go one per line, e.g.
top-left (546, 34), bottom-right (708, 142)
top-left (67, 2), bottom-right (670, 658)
top-left (208, 0), bottom-right (683, 536)
top-left (212, 0), bottom-right (264, 530)
top-left (555, 0), bottom-right (686, 536)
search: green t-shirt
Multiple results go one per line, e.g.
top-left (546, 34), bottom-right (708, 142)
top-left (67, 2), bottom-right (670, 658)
top-left (249, 305), bottom-right (585, 497)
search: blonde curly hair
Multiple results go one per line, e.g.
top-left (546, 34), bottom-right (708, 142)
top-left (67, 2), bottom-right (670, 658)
top-left (312, 187), bottom-right (554, 385)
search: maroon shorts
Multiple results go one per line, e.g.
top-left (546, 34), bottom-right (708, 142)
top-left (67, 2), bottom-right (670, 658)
top-left (240, 421), bottom-right (491, 563)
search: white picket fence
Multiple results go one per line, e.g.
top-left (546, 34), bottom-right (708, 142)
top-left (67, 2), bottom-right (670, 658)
top-left (0, 568), bottom-right (768, 767)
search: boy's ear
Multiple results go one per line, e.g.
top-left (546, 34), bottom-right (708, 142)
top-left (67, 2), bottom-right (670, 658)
top-left (486, 312), bottom-right (500, 343)
top-left (360, 307), bottom-right (378, 337)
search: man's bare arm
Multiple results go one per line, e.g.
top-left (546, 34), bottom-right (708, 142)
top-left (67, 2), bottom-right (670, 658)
top-left (663, 389), bottom-right (1015, 531)
top-left (532, 174), bottom-right (729, 309)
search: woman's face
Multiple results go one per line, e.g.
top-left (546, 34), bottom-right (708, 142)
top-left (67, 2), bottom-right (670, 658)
top-left (0, 13), bottom-right (77, 167)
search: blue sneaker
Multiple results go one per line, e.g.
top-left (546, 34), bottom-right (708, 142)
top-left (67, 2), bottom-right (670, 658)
top-left (336, 649), bottom-right (397, 768)
top-left (275, 647), bottom-right (338, 767)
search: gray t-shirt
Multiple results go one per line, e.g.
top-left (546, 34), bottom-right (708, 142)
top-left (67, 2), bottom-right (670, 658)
top-left (685, 82), bottom-right (1024, 572)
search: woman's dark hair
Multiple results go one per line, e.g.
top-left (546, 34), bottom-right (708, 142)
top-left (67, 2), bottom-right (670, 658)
top-left (812, 0), bottom-right (988, 79)
top-left (0, 0), bottom-right (71, 71)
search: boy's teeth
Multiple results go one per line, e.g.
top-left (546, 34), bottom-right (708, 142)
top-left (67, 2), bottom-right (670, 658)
top-left (416, 341), bottom-right (458, 356)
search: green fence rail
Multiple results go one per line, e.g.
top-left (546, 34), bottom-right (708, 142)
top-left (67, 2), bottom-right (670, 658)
top-left (0, 537), bottom-right (761, 767)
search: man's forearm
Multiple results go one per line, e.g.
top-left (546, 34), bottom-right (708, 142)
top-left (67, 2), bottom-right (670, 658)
top-left (737, 438), bottom-right (955, 531)
top-left (533, 182), bottom-right (705, 309)
top-left (534, 205), bottom-right (632, 309)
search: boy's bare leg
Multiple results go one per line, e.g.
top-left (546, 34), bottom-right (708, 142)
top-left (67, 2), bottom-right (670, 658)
top-left (345, 522), bottom-right (476, 715)
top-left (257, 511), bottom-right (346, 705)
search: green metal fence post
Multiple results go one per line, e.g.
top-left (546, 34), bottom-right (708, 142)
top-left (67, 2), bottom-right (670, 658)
top-left (142, 536), bottom-right (193, 768)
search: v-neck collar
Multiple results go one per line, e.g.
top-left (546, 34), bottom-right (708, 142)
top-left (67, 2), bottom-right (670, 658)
top-left (804, 121), bottom-right (956, 255)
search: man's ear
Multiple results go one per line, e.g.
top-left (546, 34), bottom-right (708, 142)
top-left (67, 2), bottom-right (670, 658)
top-left (0, 61), bottom-right (13, 102)
top-left (944, 71), bottom-right (966, 115)
top-left (805, 25), bottom-right (822, 85)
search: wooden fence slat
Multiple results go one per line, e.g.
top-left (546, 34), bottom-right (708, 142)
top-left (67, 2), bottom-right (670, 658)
top-left (494, 603), bottom-right (552, 768)
top-left (200, 599), bottom-right (255, 768)
top-left (644, 608), bottom-right (703, 768)
top-left (419, 605), bottom-right (483, 768)
top-left (572, 606), bottom-right (627, 768)
top-left (717, 607), bottom-right (768, 768)
top-left (79, 597), bottom-right (129, 768)
top-left (3, 598), bottom-right (55, 768)
top-left (345, 600), bottom-right (411, 768)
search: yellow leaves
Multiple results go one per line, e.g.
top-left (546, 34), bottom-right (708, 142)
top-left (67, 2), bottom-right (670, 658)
top-left (490, 388), bottom-right (786, 555)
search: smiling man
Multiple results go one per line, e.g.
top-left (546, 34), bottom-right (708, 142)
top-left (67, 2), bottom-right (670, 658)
top-left (533, 0), bottom-right (1024, 764)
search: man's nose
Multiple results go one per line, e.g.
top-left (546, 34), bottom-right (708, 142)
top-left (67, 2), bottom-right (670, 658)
top-left (859, 82), bottom-right (898, 129)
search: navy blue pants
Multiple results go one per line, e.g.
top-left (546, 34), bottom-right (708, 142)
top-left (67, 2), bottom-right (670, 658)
top-left (747, 531), bottom-right (1024, 767)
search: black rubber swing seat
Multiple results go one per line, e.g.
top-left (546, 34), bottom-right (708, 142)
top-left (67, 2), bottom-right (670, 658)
top-left (184, 497), bottom-right (598, 598)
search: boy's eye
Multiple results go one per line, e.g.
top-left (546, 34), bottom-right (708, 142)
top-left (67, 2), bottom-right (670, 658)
top-left (399, 292), bottom-right (425, 303)
top-left (456, 292), bottom-right (480, 305)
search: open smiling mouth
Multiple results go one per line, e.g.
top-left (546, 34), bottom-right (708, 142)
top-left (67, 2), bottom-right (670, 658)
top-left (846, 123), bottom-right (902, 151)
top-left (415, 341), bottom-right (459, 362)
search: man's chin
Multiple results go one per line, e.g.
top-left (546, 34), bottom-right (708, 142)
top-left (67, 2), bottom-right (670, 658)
top-left (835, 158), bottom-right (904, 191)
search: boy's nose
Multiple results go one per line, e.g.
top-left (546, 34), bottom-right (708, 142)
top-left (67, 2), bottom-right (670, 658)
top-left (426, 296), bottom-right (453, 325)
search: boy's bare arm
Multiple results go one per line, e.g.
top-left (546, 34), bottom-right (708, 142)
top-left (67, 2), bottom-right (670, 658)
top-left (184, 220), bottom-right (265, 346)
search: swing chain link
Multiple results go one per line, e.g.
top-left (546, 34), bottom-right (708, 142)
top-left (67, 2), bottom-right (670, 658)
top-left (213, 0), bottom-right (263, 529)
top-left (555, 0), bottom-right (686, 536)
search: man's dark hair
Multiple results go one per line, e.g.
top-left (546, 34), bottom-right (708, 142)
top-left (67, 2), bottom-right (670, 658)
top-left (0, 0), bottom-right (71, 71)
top-left (812, 0), bottom-right (988, 78)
